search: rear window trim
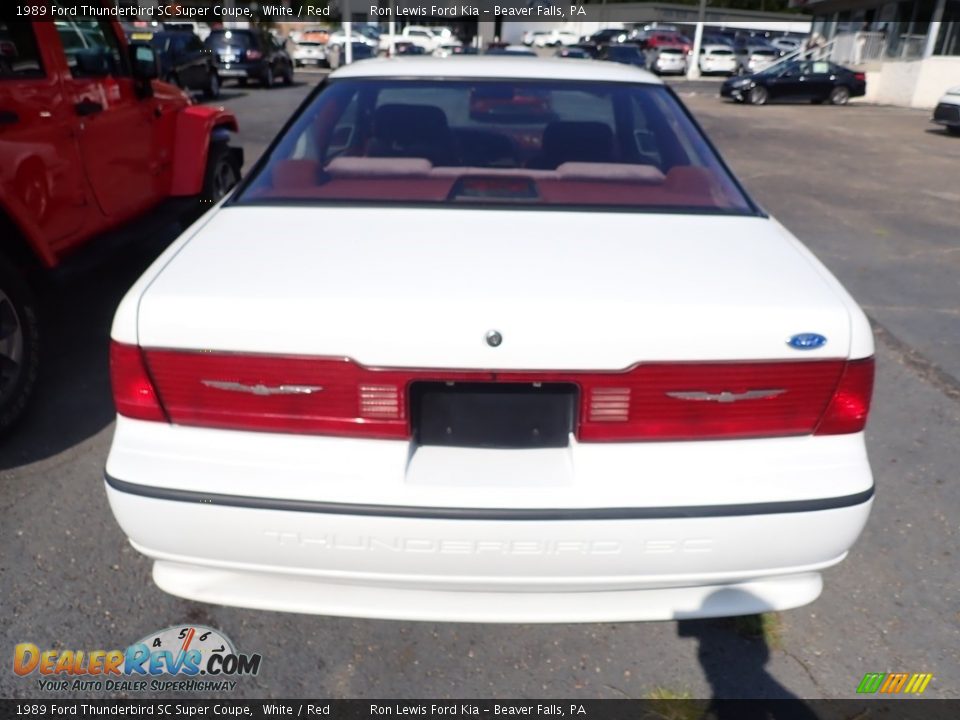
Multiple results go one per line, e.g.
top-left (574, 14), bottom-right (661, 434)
top-left (227, 75), bottom-right (766, 218)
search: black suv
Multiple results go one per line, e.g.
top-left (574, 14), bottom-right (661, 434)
top-left (205, 28), bottom-right (293, 88)
top-left (147, 31), bottom-right (220, 98)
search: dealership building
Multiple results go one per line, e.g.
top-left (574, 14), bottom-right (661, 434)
top-left (795, 0), bottom-right (960, 106)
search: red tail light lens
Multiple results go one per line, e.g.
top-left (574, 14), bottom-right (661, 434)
top-left (577, 361), bottom-right (848, 441)
top-left (110, 342), bottom-right (167, 422)
top-left (143, 349), bottom-right (410, 439)
top-left (854, 72), bottom-right (866, 81)
top-left (112, 343), bottom-right (874, 441)
top-left (244, 49), bottom-right (263, 60)
top-left (813, 357), bottom-right (874, 435)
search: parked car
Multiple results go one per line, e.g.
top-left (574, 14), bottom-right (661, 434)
top-left (327, 41), bottom-right (377, 68)
top-left (932, 85), bottom-right (960, 135)
top-left (648, 46), bottom-right (688, 75)
top-left (770, 37), bottom-right (803, 56)
top-left (598, 44), bottom-right (646, 68)
top-left (568, 42), bottom-right (601, 59)
top-left (379, 26), bottom-right (458, 53)
top-left (160, 21), bottom-right (211, 42)
top-left (105, 56), bottom-right (875, 623)
top-left (701, 32), bottom-right (734, 47)
top-left (699, 44), bottom-right (738, 76)
top-left (722, 60), bottom-right (867, 106)
top-left (533, 30), bottom-right (580, 48)
top-left (205, 28), bottom-right (293, 88)
top-left (327, 28), bottom-right (379, 50)
top-left (291, 39), bottom-right (327, 68)
top-left (523, 31), bottom-right (547, 47)
top-left (583, 28), bottom-right (628, 45)
top-left (433, 43), bottom-right (463, 58)
top-left (735, 45), bottom-right (779, 75)
top-left (554, 47), bottom-right (591, 59)
top-left (0, 19), bottom-right (241, 432)
top-left (484, 45), bottom-right (537, 57)
top-left (141, 31), bottom-right (220, 98)
top-left (643, 31), bottom-right (692, 54)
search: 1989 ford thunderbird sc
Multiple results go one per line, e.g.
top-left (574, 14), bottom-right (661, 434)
top-left (105, 57), bottom-right (875, 623)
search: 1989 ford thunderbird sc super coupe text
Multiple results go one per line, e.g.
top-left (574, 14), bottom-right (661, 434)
top-left (105, 57), bottom-right (875, 623)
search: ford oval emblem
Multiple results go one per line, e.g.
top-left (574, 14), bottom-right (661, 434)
top-left (788, 333), bottom-right (827, 350)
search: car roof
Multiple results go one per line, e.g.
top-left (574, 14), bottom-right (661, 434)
top-left (330, 56), bottom-right (663, 84)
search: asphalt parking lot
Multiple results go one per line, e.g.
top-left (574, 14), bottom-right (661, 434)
top-left (2, 71), bottom-right (958, 701)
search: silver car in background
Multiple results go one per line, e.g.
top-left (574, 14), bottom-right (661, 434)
top-left (736, 46), bottom-right (779, 75)
top-left (649, 46), bottom-right (688, 75)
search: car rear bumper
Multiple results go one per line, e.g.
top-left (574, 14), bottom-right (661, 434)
top-left (151, 561), bottom-right (828, 623)
top-left (105, 418), bottom-right (873, 621)
top-left (107, 479), bottom-right (870, 621)
top-left (933, 102), bottom-right (960, 126)
top-left (215, 61), bottom-right (266, 79)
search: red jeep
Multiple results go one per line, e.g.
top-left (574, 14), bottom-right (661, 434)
top-left (0, 18), bottom-right (242, 432)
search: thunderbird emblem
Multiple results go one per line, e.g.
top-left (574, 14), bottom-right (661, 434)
top-left (201, 380), bottom-right (323, 396)
top-left (666, 389), bottom-right (786, 403)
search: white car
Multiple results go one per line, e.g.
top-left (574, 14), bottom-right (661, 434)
top-left (106, 57), bottom-right (875, 623)
top-left (699, 44), bottom-right (738, 75)
top-left (327, 29), bottom-right (378, 49)
top-left (650, 46), bottom-right (688, 75)
top-left (380, 26), bottom-right (458, 53)
top-left (737, 46), bottom-right (779, 75)
top-left (932, 85), bottom-right (960, 136)
top-left (291, 40), bottom-right (327, 67)
top-left (770, 37), bottom-right (803, 56)
top-left (534, 30), bottom-right (580, 48)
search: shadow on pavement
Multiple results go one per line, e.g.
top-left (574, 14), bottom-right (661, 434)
top-left (924, 127), bottom-right (960, 138)
top-left (0, 204), bottom-right (195, 471)
top-left (677, 588), bottom-right (819, 717)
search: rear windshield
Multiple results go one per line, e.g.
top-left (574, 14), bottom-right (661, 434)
top-left (708, 49), bottom-right (733, 56)
top-left (752, 49), bottom-right (777, 56)
top-left (207, 31), bottom-right (253, 49)
top-left (237, 79), bottom-right (753, 214)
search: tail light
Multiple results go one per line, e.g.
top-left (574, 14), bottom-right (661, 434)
top-left (110, 342), bottom-right (167, 423)
top-left (244, 49), bottom-right (263, 60)
top-left (813, 357), bottom-right (874, 435)
top-left (854, 72), bottom-right (866, 82)
top-left (110, 342), bottom-right (874, 441)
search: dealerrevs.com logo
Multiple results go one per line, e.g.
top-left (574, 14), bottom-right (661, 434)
top-left (13, 625), bottom-right (261, 693)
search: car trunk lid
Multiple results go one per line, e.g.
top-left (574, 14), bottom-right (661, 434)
top-left (137, 206), bottom-right (852, 368)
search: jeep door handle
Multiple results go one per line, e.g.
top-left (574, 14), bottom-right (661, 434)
top-left (75, 99), bottom-right (103, 117)
top-left (0, 110), bottom-right (19, 125)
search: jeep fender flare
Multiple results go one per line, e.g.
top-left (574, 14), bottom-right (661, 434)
top-left (169, 105), bottom-right (239, 197)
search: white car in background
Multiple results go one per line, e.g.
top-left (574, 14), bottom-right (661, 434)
top-left (649, 46), bottom-right (688, 75)
top-left (737, 45), bottom-right (779, 74)
top-left (770, 37), bottom-right (803, 56)
top-left (699, 44), bottom-right (738, 75)
top-left (291, 39), bottom-right (327, 67)
top-left (106, 57), bottom-right (875, 623)
top-left (533, 30), bottom-right (580, 48)
top-left (932, 85), bottom-right (960, 135)
top-left (327, 28), bottom-right (378, 49)
top-left (379, 25), bottom-right (459, 53)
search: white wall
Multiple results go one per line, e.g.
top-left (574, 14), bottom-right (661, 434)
top-left (862, 56), bottom-right (960, 108)
top-left (912, 57), bottom-right (960, 107)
